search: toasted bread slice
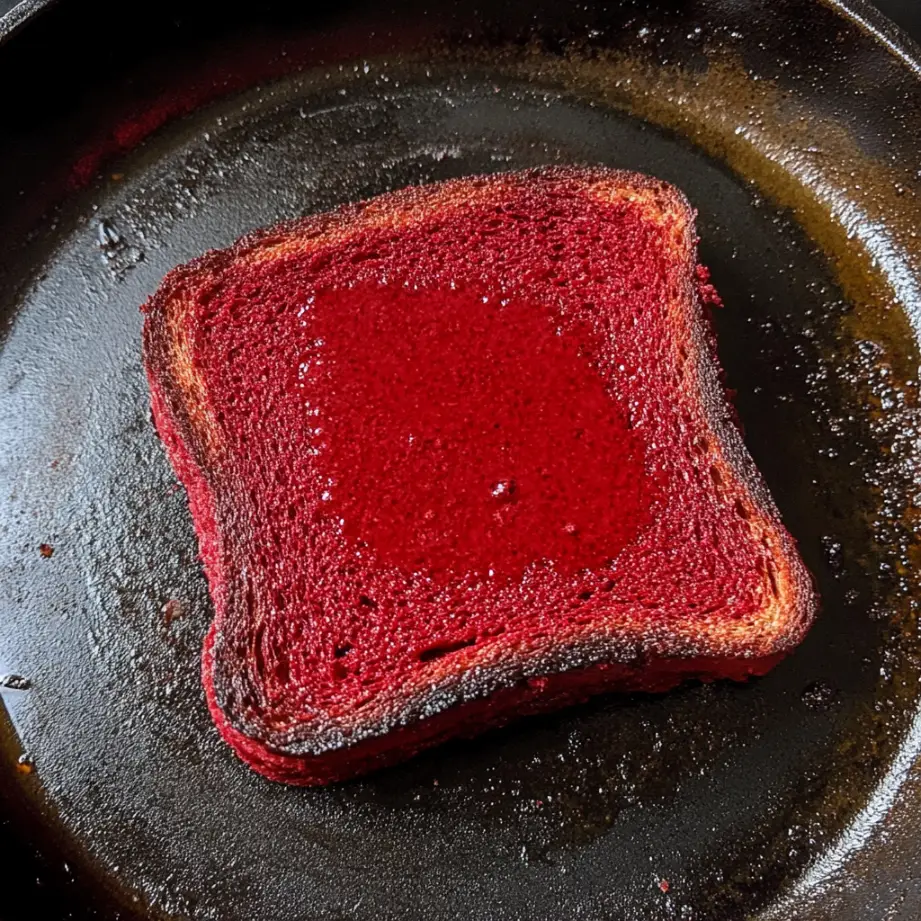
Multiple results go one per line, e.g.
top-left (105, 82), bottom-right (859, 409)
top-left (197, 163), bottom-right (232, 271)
top-left (143, 167), bottom-right (816, 784)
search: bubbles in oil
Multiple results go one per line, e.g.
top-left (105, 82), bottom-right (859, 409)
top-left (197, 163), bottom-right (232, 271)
top-left (801, 680), bottom-right (841, 712)
top-left (95, 217), bottom-right (145, 279)
top-left (0, 674), bottom-right (32, 690)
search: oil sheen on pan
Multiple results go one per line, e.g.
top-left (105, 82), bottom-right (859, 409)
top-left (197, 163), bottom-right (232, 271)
top-left (1, 2), bottom-right (921, 920)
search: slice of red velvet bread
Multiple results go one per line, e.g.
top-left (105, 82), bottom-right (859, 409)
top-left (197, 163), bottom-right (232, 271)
top-left (143, 167), bottom-right (816, 785)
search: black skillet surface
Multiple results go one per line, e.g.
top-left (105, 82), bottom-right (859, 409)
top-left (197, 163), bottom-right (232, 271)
top-left (2, 1), bottom-right (921, 919)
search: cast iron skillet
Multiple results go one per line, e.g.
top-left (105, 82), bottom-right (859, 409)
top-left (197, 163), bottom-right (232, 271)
top-left (2, 1), bottom-right (921, 919)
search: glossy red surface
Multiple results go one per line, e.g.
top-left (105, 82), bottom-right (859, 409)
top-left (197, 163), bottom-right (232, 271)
top-left (308, 283), bottom-right (652, 581)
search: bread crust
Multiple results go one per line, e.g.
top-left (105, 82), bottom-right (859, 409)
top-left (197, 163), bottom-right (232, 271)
top-left (143, 167), bottom-right (816, 784)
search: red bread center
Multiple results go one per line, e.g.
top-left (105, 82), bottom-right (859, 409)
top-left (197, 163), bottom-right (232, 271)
top-left (305, 283), bottom-right (653, 580)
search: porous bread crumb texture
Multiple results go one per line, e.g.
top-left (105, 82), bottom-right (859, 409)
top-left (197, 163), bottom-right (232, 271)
top-left (143, 167), bottom-right (816, 783)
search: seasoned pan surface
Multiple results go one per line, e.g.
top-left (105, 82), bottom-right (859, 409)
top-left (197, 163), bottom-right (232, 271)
top-left (1, 1), bottom-right (921, 919)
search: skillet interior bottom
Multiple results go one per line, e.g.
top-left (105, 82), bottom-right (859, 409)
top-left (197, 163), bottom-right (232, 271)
top-left (1, 52), bottom-right (920, 921)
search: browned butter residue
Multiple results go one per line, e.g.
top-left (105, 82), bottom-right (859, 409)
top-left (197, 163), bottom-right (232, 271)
top-left (465, 43), bottom-right (921, 379)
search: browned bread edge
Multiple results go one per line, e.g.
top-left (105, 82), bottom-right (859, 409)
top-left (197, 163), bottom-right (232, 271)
top-left (143, 166), bottom-right (817, 769)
